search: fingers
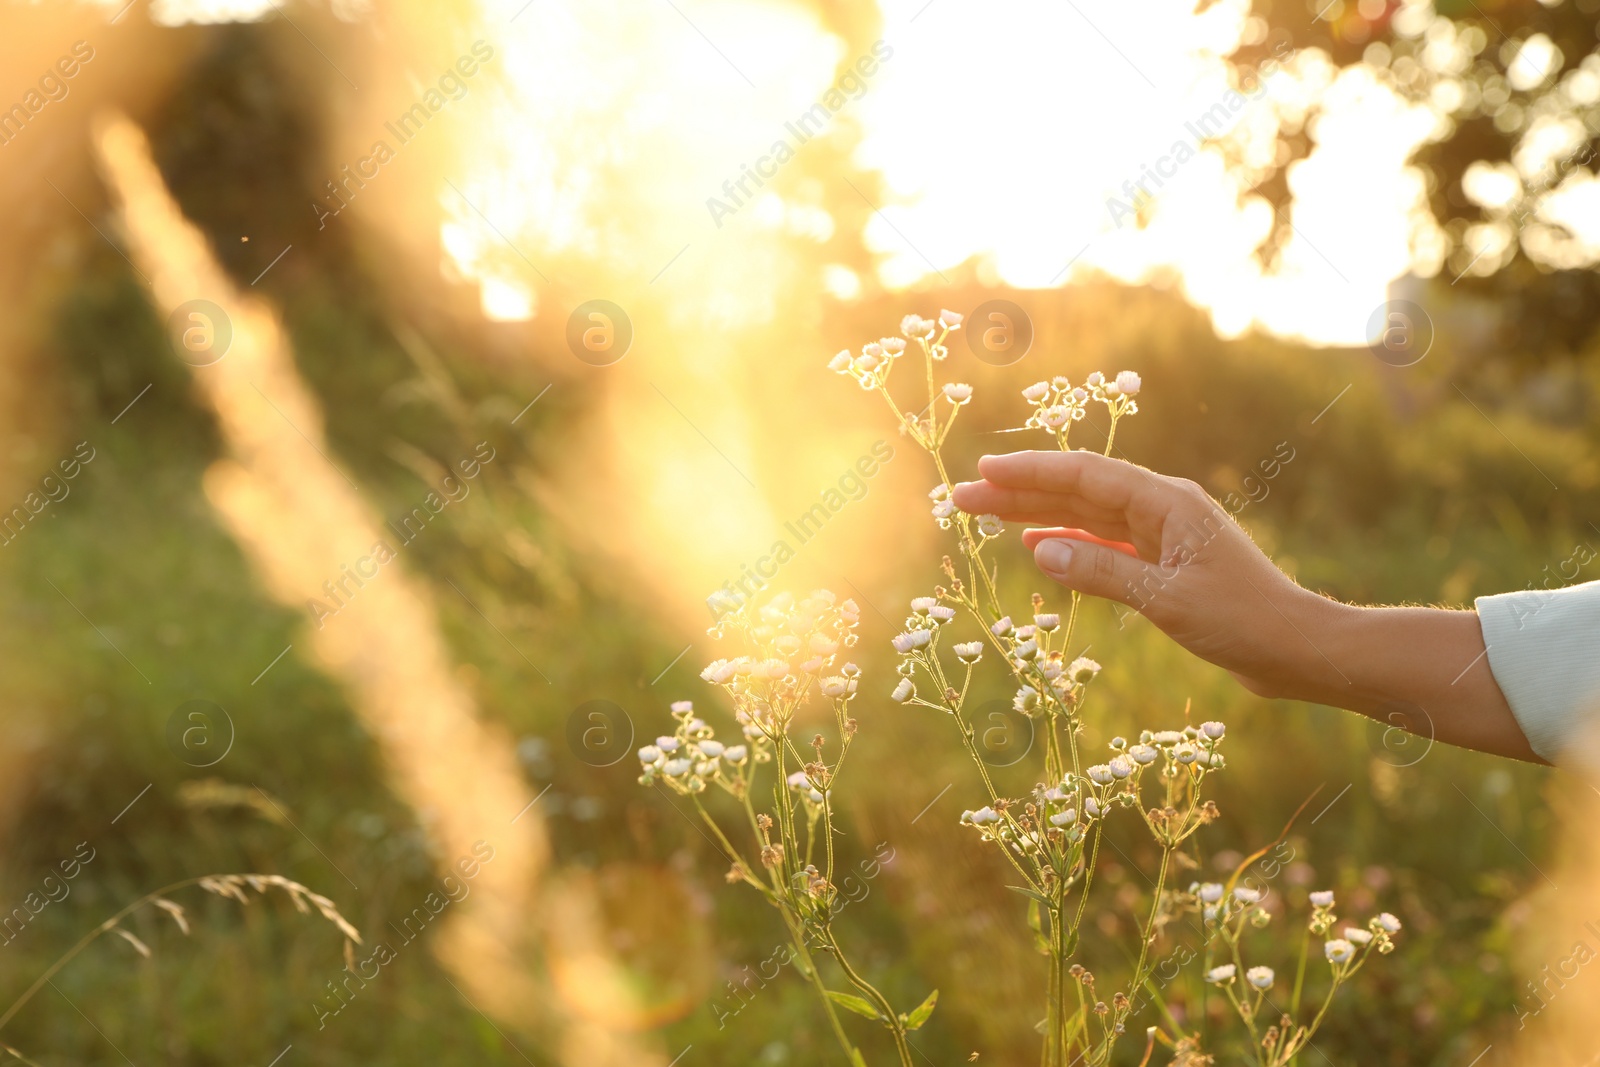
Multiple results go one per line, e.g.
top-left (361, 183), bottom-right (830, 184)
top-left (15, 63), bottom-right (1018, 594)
top-left (1032, 536), bottom-right (1154, 608)
top-left (1020, 527), bottom-right (1139, 558)
top-left (949, 482), bottom-right (1126, 523)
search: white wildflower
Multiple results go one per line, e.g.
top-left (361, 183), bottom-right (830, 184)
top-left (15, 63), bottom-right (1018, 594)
top-left (697, 740), bottom-right (725, 758)
top-left (1087, 764), bottom-right (1115, 786)
top-left (1376, 912), bottom-right (1402, 933)
top-left (953, 641), bottom-right (984, 664)
top-left (637, 745), bottom-right (663, 765)
top-left (1068, 657), bottom-right (1101, 683)
top-left (943, 382), bottom-right (973, 404)
top-left (938, 309), bottom-right (964, 329)
top-left (1197, 883), bottom-right (1224, 904)
top-left (1233, 887), bottom-right (1262, 904)
top-left (1246, 966), bottom-right (1275, 990)
top-left (1115, 370), bottom-right (1142, 396)
top-left (1310, 890), bottom-right (1335, 908)
top-left (663, 758), bottom-right (692, 777)
top-left (1345, 928), bottom-right (1374, 944)
top-left (1021, 381), bottom-right (1051, 403)
top-left (723, 745), bottom-right (748, 764)
top-left (1325, 939), bottom-right (1356, 964)
top-left (977, 514), bottom-right (1004, 538)
top-left (1206, 964), bottom-right (1236, 984)
top-left (891, 678), bottom-right (915, 703)
top-left (1201, 721), bottom-right (1226, 739)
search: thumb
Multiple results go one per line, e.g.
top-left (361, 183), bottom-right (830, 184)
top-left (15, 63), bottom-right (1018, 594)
top-left (1032, 536), bottom-right (1153, 607)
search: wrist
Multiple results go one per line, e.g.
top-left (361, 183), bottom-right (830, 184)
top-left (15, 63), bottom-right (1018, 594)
top-left (1254, 589), bottom-right (1364, 705)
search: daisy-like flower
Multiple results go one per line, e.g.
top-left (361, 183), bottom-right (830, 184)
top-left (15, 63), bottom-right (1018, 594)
top-left (910, 596), bottom-right (937, 614)
top-left (828, 350), bottom-right (852, 373)
top-left (1206, 964), bottom-right (1237, 984)
top-left (657, 736), bottom-right (680, 752)
top-left (1033, 613), bottom-right (1061, 631)
top-left (1197, 883), bottom-right (1225, 904)
top-left (671, 700), bottom-right (694, 714)
top-left (1246, 966), bottom-right (1275, 990)
top-left (698, 740), bottom-right (725, 758)
top-left (1345, 928), bottom-right (1374, 944)
top-left (932, 499), bottom-right (957, 520)
top-left (1108, 755), bottom-right (1136, 779)
top-left (723, 745), bottom-right (748, 764)
top-left (977, 514), bottom-right (1004, 538)
top-left (1068, 657), bottom-right (1102, 683)
top-left (637, 745), bottom-right (663, 765)
top-left (1086, 371), bottom-right (1105, 388)
top-left (1201, 721), bottom-right (1226, 739)
top-left (1376, 912), bottom-right (1402, 933)
top-left (1310, 890), bottom-right (1335, 908)
top-left (1013, 686), bottom-right (1040, 713)
top-left (901, 314), bottom-right (927, 338)
top-left (1021, 381), bottom-right (1051, 403)
top-left (991, 616), bottom-right (1014, 636)
top-left (939, 309), bottom-right (964, 329)
top-left (1048, 811), bottom-right (1075, 827)
top-left (929, 483), bottom-right (951, 502)
top-left (1115, 370), bottom-right (1142, 396)
top-left (1234, 886), bottom-right (1262, 904)
top-left (1325, 939), bottom-right (1356, 964)
top-left (701, 660), bottom-right (737, 684)
top-left (821, 676), bottom-right (855, 698)
top-left (1087, 764), bottom-right (1116, 786)
top-left (965, 806), bottom-right (1001, 826)
top-left (881, 337), bottom-right (906, 356)
top-left (929, 605), bottom-right (957, 625)
top-left (663, 758), bottom-right (693, 777)
top-left (891, 677), bottom-right (915, 703)
top-left (953, 641), bottom-right (984, 664)
top-left (862, 342), bottom-right (883, 358)
top-left (891, 630), bottom-right (932, 654)
top-left (1129, 744), bottom-right (1159, 765)
top-left (943, 382), bottom-right (974, 403)
top-left (809, 634), bottom-right (840, 655)
top-left (1040, 406), bottom-right (1071, 430)
top-left (1013, 639), bottom-right (1039, 661)
top-left (1083, 796), bottom-right (1104, 818)
top-left (1174, 743), bottom-right (1199, 764)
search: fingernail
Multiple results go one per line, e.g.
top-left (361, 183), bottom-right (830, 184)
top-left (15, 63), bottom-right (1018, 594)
top-left (1035, 539), bottom-right (1073, 576)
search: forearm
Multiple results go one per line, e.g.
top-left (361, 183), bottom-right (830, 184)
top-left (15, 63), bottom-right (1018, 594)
top-left (1269, 595), bottom-right (1543, 763)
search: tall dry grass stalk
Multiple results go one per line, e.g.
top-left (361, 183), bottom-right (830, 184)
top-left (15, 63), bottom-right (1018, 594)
top-left (91, 111), bottom-right (664, 1066)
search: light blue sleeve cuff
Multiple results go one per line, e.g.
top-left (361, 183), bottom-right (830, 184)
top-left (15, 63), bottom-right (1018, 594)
top-left (1477, 580), bottom-right (1600, 766)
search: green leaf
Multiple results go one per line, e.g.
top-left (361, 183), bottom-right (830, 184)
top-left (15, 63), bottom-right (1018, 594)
top-left (1005, 884), bottom-right (1052, 907)
top-left (1063, 928), bottom-right (1080, 956)
top-left (904, 989), bottom-right (939, 1030)
top-left (1027, 897), bottom-right (1044, 935)
top-left (1033, 932), bottom-right (1052, 956)
top-left (827, 991), bottom-right (881, 1020)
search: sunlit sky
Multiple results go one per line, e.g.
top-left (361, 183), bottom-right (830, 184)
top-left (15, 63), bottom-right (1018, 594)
top-left (131, 0), bottom-right (1598, 345)
top-left (430, 0), bottom-right (1472, 345)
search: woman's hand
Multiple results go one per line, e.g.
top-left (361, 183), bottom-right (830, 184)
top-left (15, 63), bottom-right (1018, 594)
top-left (952, 450), bottom-right (1541, 762)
